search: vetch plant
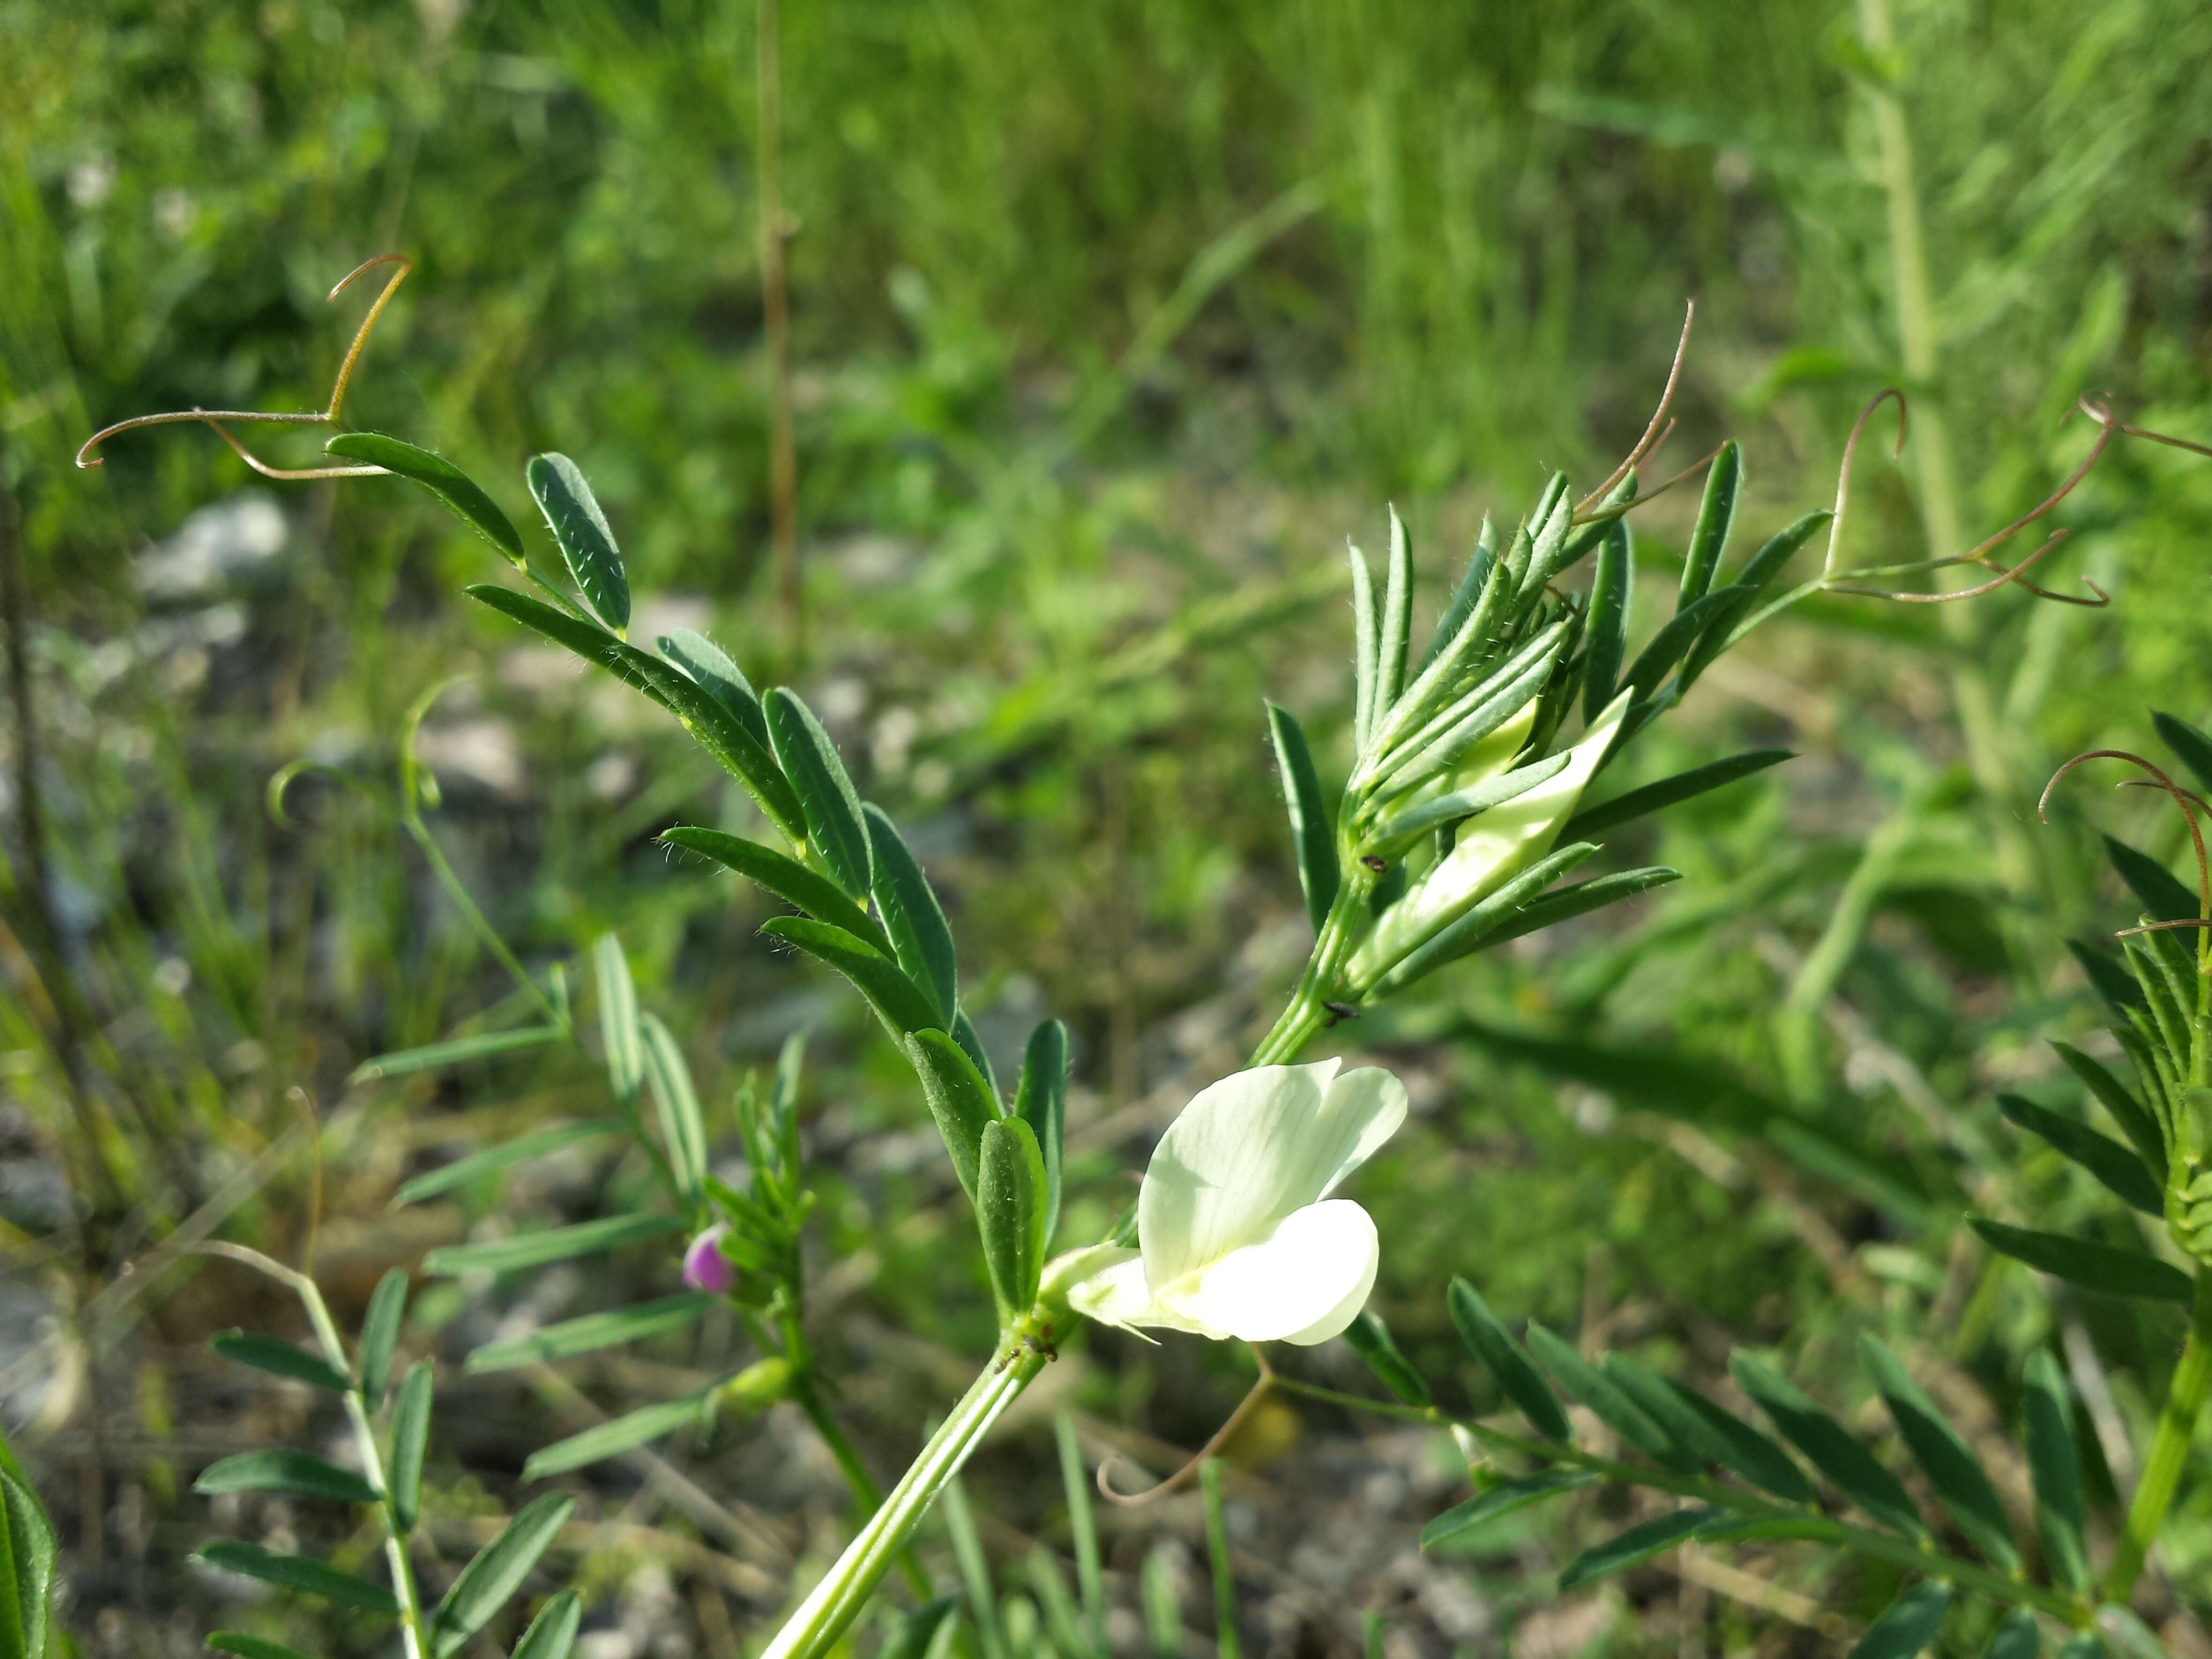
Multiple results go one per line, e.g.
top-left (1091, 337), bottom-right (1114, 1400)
top-left (73, 260), bottom-right (2195, 1659)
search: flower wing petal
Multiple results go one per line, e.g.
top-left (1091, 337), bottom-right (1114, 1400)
top-left (1138, 1059), bottom-right (1340, 1287)
top-left (1162, 1199), bottom-right (1379, 1346)
top-left (1065, 1249), bottom-right (1204, 1339)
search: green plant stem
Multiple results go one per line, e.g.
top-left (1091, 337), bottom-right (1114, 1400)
top-left (758, 1346), bottom-right (1049, 1659)
top-left (1855, 0), bottom-right (2041, 946)
top-left (2104, 1266), bottom-right (2212, 1603)
top-left (402, 809), bottom-right (563, 1029)
top-left (767, 1302), bottom-right (935, 1601)
top-left (1250, 873), bottom-right (1372, 1065)
top-left (1266, 1373), bottom-right (2091, 1626)
top-left (200, 1243), bottom-right (434, 1659)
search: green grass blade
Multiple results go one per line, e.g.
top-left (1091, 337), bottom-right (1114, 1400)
top-left (350, 1026), bottom-right (563, 1085)
top-left (1199, 1460), bottom-right (1239, 1659)
top-left (394, 1123), bottom-right (621, 1208)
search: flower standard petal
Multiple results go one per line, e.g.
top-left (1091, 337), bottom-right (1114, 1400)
top-left (1161, 1200), bottom-right (1380, 1345)
top-left (1138, 1060), bottom-right (1406, 1298)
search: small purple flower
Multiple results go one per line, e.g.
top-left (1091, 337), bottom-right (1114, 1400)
top-left (683, 1224), bottom-right (736, 1295)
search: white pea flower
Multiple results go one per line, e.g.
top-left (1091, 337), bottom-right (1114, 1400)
top-left (1063, 1059), bottom-right (1407, 1345)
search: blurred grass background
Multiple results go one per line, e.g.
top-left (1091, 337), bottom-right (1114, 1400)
top-left (5, 0), bottom-right (2212, 1654)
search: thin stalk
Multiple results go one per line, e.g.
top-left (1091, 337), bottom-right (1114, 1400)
top-left (757, 0), bottom-right (802, 659)
top-left (1250, 872), bottom-right (1372, 1066)
top-left (758, 1348), bottom-right (1048, 1659)
top-left (2104, 1267), bottom-right (2212, 1602)
top-left (1855, 0), bottom-right (2041, 941)
top-left (1267, 1374), bottom-right (2090, 1626)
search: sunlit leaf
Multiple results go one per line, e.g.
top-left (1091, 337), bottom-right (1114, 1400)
top-left (526, 454), bottom-right (629, 634)
top-left (759, 916), bottom-right (941, 1040)
top-left (907, 1029), bottom-right (1001, 1207)
top-left (325, 432), bottom-right (524, 567)
top-left (978, 1118), bottom-right (1048, 1324)
top-left (1678, 440), bottom-right (1740, 608)
top-left (509, 1590), bottom-right (583, 1659)
top-left (1014, 1021), bottom-right (1069, 1249)
top-left (1265, 702), bottom-right (1337, 933)
top-left (764, 688), bottom-right (873, 899)
top-left (1525, 1325), bottom-right (1691, 1471)
top-left (659, 826), bottom-right (889, 952)
top-left (865, 804), bottom-right (959, 1026)
top-left (1446, 1279), bottom-right (1570, 1443)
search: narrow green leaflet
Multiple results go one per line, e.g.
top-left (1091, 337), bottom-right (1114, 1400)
top-left (2101, 834), bottom-right (2198, 925)
top-left (1676, 509), bottom-right (1829, 689)
top-left (2023, 1350), bottom-right (2091, 1597)
top-left (209, 1332), bottom-right (350, 1393)
top-left (430, 1492), bottom-right (576, 1657)
top-left (522, 1394), bottom-right (711, 1481)
top-left (357, 1268), bottom-right (407, 1406)
top-left (1265, 703), bottom-right (1337, 933)
top-left (350, 1026), bottom-right (562, 1084)
top-left (2, 1470), bottom-right (57, 1659)
top-left (389, 1361), bottom-right (432, 1535)
top-left (1473, 867), bottom-right (1682, 953)
top-left (1968, 1217), bottom-right (2193, 1303)
top-left (1525, 1325), bottom-right (1690, 1471)
top-left (466, 1294), bottom-right (715, 1374)
top-left (2067, 940), bottom-right (2144, 1017)
top-left (2050, 1041), bottom-right (2165, 1172)
top-left (594, 934), bottom-right (643, 1099)
top-left (1581, 518), bottom-right (1632, 721)
top-left (1621, 589), bottom-right (1737, 700)
top-left (1419, 519), bottom-right (1495, 671)
top-left (1859, 1339), bottom-right (2018, 1569)
top-left (764, 689), bottom-right (873, 900)
top-left (394, 1123), bottom-right (621, 1207)
top-left (194, 1541), bottom-right (399, 1613)
top-left (1849, 1582), bottom-right (1953, 1659)
top-left (2153, 709), bottom-right (2212, 795)
top-left (1982, 1608), bottom-right (2043, 1659)
top-left (1014, 1020), bottom-right (1068, 1249)
top-left (1342, 1310), bottom-right (1432, 1409)
top-left (193, 1450), bottom-right (381, 1506)
top-left (640, 1014), bottom-right (708, 1199)
top-left (1556, 1506), bottom-right (1726, 1589)
top-left (908, 1029), bottom-right (1002, 1206)
top-left (510, 1590), bottom-right (584, 1659)
top-left (465, 585), bottom-right (805, 840)
top-left (526, 454), bottom-right (630, 634)
top-left (1678, 441), bottom-right (1740, 608)
top-left (1375, 507), bottom-right (1414, 720)
top-left (423, 1214), bottom-right (684, 1277)
top-left (1446, 1279), bottom-right (1571, 1443)
top-left (759, 916), bottom-right (941, 1039)
top-left (325, 432), bottom-right (525, 567)
top-left (951, 1008), bottom-right (1000, 1098)
top-left (1560, 750), bottom-right (1792, 843)
top-left (1649, 1374), bottom-right (1815, 1504)
top-left (659, 826), bottom-right (890, 953)
top-left (1598, 1355), bottom-right (1812, 1504)
top-left (1730, 1354), bottom-right (1925, 1538)
top-left (1997, 1095), bottom-right (2161, 1215)
top-left (978, 1118), bottom-right (1048, 1324)
top-left (865, 804), bottom-right (959, 1026)
top-left (658, 630), bottom-right (770, 751)
top-left (1420, 1469), bottom-right (1597, 1549)
top-left (1348, 542), bottom-right (1379, 750)
top-left (207, 1635), bottom-right (316, 1659)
